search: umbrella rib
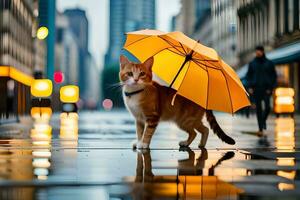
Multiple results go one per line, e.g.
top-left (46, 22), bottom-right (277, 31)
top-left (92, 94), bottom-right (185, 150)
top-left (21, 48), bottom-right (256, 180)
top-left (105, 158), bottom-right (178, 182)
top-left (220, 69), bottom-right (234, 113)
top-left (157, 36), bottom-right (186, 56)
top-left (193, 57), bottom-right (218, 62)
top-left (123, 35), bottom-right (152, 48)
top-left (206, 66), bottom-right (209, 110)
top-left (179, 42), bottom-right (187, 54)
top-left (191, 60), bottom-right (208, 71)
top-left (192, 60), bottom-right (220, 71)
top-left (147, 47), bottom-right (185, 60)
top-left (167, 48), bottom-right (186, 57)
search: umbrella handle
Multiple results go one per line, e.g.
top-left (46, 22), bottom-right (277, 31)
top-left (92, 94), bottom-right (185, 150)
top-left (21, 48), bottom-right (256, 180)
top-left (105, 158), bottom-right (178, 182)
top-left (171, 93), bottom-right (177, 106)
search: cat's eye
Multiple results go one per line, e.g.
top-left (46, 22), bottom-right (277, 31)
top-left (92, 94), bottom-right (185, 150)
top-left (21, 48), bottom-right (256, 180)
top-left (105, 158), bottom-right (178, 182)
top-left (140, 72), bottom-right (145, 76)
top-left (127, 72), bottom-right (133, 76)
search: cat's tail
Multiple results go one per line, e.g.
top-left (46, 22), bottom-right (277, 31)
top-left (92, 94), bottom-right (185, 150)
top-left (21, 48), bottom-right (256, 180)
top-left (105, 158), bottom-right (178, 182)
top-left (206, 110), bottom-right (235, 145)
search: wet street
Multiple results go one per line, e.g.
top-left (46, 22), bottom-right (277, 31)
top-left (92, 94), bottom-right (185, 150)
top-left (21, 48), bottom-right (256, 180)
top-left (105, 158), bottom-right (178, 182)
top-left (0, 110), bottom-right (299, 200)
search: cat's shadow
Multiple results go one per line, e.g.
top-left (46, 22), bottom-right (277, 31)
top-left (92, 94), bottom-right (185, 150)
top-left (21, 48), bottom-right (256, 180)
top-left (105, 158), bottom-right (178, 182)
top-left (130, 148), bottom-right (235, 199)
top-left (134, 147), bottom-right (235, 182)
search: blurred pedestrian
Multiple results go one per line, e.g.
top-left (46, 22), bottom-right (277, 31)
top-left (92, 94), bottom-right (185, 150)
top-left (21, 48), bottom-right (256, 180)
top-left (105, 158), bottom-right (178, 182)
top-left (245, 46), bottom-right (277, 136)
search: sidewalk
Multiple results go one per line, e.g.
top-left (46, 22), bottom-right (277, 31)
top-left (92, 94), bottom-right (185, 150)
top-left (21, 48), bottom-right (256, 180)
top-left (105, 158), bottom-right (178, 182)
top-left (0, 111), bottom-right (298, 199)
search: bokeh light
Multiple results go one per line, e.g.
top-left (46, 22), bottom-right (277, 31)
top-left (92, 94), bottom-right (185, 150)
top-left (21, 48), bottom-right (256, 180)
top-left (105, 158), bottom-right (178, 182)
top-left (37, 26), bottom-right (49, 40)
top-left (102, 99), bottom-right (113, 110)
top-left (31, 79), bottom-right (53, 98)
top-left (54, 71), bottom-right (64, 84)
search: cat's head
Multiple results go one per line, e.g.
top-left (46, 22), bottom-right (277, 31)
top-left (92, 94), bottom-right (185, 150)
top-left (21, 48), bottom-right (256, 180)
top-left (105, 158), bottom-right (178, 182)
top-left (119, 55), bottom-right (154, 86)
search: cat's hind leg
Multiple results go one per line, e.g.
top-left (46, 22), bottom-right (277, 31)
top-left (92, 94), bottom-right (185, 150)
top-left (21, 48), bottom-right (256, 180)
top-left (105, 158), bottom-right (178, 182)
top-left (196, 124), bottom-right (209, 148)
top-left (178, 125), bottom-right (197, 147)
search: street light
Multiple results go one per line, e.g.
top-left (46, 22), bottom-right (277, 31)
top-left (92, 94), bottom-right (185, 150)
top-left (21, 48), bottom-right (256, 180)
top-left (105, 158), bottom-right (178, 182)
top-left (60, 85), bottom-right (79, 113)
top-left (60, 85), bottom-right (79, 103)
top-left (37, 26), bottom-right (49, 40)
top-left (31, 79), bottom-right (53, 98)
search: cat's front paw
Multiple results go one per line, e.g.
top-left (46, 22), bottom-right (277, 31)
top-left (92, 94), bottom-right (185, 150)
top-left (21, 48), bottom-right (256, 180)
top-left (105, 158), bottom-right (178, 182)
top-left (179, 141), bottom-right (190, 147)
top-left (131, 140), bottom-right (138, 149)
top-left (136, 141), bottom-right (149, 149)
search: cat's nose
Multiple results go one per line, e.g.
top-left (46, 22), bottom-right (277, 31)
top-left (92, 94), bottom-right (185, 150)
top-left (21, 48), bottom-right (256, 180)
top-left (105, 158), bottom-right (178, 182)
top-left (134, 79), bottom-right (139, 82)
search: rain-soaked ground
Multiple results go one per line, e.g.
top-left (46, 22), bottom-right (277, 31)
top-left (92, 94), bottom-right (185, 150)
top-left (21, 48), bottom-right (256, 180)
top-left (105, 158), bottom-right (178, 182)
top-left (0, 110), bottom-right (299, 200)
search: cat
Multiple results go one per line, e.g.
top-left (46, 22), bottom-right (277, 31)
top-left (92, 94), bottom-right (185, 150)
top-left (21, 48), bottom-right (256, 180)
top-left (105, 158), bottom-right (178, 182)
top-left (119, 55), bottom-right (235, 149)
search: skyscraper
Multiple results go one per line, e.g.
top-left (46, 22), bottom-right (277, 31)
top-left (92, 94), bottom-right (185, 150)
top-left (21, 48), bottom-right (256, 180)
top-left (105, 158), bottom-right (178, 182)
top-left (38, 0), bottom-right (56, 80)
top-left (63, 9), bottom-right (89, 97)
top-left (105, 0), bottom-right (156, 67)
top-left (55, 12), bottom-right (80, 85)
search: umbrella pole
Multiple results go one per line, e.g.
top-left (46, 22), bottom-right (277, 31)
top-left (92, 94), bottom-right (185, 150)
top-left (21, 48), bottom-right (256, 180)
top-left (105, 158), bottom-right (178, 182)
top-left (169, 51), bottom-right (193, 88)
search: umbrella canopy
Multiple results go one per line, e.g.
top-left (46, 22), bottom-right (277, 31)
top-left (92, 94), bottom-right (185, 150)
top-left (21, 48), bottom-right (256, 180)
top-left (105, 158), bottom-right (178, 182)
top-left (123, 29), bottom-right (250, 113)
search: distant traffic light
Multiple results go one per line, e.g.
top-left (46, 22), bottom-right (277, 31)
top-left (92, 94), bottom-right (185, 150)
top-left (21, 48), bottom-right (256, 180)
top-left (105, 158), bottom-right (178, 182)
top-left (54, 71), bottom-right (64, 84)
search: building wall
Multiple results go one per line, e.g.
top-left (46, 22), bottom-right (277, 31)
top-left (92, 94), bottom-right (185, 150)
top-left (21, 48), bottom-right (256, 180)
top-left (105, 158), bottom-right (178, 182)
top-left (105, 0), bottom-right (156, 67)
top-left (175, 0), bottom-right (196, 36)
top-left (192, 0), bottom-right (212, 47)
top-left (63, 9), bottom-right (89, 97)
top-left (1, 0), bottom-right (36, 74)
top-left (0, 0), bottom-right (43, 118)
top-left (174, 0), bottom-right (238, 67)
top-left (55, 12), bottom-right (79, 85)
top-left (237, 0), bottom-right (300, 65)
top-left (237, 0), bottom-right (300, 111)
top-left (84, 53), bottom-right (100, 109)
top-left (212, 0), bottom-right (238, 67)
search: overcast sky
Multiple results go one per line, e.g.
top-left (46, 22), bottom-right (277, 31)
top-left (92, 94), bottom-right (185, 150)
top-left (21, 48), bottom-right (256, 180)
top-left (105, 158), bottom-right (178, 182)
top-left (57, 0), bottom-right (181, 68)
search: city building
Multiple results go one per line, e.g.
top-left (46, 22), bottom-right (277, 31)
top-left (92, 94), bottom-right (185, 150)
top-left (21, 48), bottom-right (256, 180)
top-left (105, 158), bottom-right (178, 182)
top-left (211, 0), bottom-right (238, 67)
top-left (192, 0), bottom-right (213, 47)
top-left (175, 0), bottom-right (238, 67)
top-left (38, 0), bottom-right (56, 80)
top-left (105, 0), bottom-right (156, 67)
top-left (237, 0), bottom-right (300, 111)
top-left (84, 53), bottom-right (101, 109)
top-left (174, 0), bottom-right (196, 36)
top-left (55, 12), bottom-right (79, 85)
top-left (0, 0), bottom-right (44, 121)
top-left (63, 8), bottom-right (89, 98)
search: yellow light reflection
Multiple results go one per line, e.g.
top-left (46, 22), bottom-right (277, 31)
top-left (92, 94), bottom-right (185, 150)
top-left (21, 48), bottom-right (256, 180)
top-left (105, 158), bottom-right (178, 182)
top-left (30, 107), bottom-right (52, 180)
top-left (277, 171), bottom-right (296, 180)
top-left (60, 112), bottom-right (79, 140)
top-left (275, 117), bottom-right (296, 182)
top-left (275, 117), bottom-right (295, 150)
top-left (31, 107), bottom-right (52, 120)
top-left (278, 183), bottom-right (295, 191)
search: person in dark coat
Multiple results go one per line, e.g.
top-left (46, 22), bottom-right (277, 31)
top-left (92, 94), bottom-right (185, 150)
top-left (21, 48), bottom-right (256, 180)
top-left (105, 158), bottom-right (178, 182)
top-left (246, 46), bottom-right (277, 136)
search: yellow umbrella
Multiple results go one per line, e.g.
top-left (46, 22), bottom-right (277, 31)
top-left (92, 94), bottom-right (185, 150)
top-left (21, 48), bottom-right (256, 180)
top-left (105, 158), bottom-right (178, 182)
top-left (123, 29), bottom-right (250, 113)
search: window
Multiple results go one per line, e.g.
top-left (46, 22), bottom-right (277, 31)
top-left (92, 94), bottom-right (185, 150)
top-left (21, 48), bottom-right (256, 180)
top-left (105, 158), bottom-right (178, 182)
top-left (288, 0), bottom-right (293, 32)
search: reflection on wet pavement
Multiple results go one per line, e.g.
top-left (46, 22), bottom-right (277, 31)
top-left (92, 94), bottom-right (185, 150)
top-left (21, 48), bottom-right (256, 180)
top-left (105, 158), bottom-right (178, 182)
top-left (0, 111), bottom-right (299, 199)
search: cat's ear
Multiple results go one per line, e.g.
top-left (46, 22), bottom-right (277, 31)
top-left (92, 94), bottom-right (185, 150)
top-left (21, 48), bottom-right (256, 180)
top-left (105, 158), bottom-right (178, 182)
top-left (143, 57), bottom-right (154, 71)
top-left (120, 55), bottom-right (130, 69)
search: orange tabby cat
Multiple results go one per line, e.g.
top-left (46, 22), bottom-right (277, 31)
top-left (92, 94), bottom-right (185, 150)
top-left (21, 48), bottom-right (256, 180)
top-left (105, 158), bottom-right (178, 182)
top-left (119, 55), bottom-right (235, 149)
